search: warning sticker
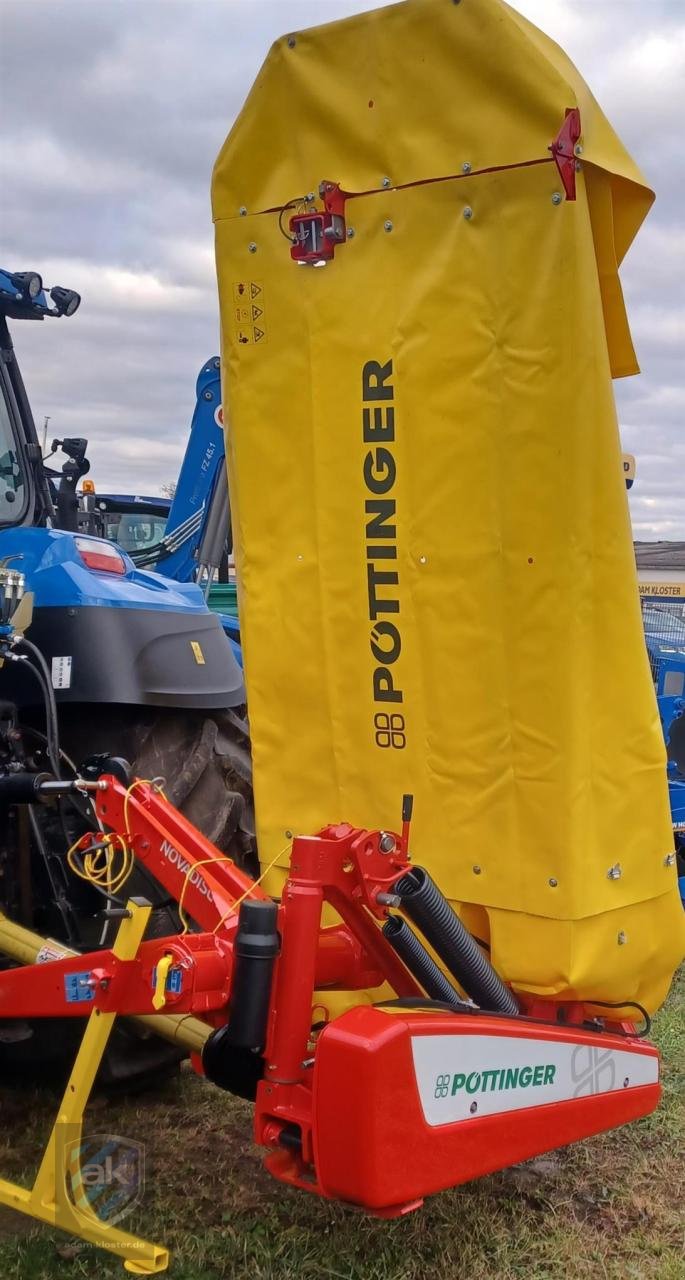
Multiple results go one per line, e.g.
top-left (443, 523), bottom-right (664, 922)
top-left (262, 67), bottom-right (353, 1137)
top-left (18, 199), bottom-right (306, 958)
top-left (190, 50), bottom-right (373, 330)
top-left (235, 326), bottom-right (267, 345)
top-left (232, 282), bottom-right (266, 345)
top-left (36, 943), bottom-right (65, 964)
top-left (233, 280), bottom-right (263, 302)
top-left (190, 640), bottom-right (206, 665)
top-left (51, 656), bottom-right (72, 689)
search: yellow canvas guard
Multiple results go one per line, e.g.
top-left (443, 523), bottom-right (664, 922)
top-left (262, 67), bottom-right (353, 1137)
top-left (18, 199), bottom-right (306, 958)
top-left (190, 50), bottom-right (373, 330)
top-left (213, 0), bottom-right (684, 1013)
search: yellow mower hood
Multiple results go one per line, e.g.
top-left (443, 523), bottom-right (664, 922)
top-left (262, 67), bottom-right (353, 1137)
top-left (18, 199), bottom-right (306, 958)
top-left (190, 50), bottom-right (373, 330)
top-left (213, 0), bottom-right (684, 1014)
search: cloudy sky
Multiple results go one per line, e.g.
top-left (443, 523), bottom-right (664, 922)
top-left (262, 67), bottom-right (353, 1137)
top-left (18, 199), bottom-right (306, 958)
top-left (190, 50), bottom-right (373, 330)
top-left (1, 0), bottom-right (683, 537)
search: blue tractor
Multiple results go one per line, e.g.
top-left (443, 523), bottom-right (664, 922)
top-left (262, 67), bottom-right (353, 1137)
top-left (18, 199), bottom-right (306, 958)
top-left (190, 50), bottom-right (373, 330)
top-left (0, 268), bottom-right (254, 1078)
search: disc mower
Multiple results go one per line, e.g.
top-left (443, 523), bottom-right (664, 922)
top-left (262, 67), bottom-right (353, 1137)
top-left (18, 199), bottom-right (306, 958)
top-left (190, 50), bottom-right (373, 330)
top-left (1, 0), bottom-right (683, 1268)
top-left (0, 570), bottom-right (661, 1272)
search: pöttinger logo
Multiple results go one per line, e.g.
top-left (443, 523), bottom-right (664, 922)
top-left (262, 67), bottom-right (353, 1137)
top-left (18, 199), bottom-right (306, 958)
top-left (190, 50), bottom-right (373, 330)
top-left (434, 1073), bottom-right (451, 1099)
top-left (64, 1132), bottom-right (145, 1225)
top-left (571, 1045), bottom-right (616, 1097)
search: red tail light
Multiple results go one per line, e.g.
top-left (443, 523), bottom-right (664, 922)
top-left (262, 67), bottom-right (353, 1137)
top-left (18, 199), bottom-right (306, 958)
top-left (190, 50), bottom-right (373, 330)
top-left (75, 536), bottom-right (126, 576)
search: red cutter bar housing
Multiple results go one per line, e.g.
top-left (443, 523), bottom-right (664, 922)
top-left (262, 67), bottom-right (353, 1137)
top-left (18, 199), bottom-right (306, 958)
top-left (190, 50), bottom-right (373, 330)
top-left (309, 1007), bottom-right (658, 1212)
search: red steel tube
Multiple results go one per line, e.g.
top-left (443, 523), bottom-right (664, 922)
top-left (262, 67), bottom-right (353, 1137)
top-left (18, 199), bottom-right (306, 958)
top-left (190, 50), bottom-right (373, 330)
top-left (265, 838), bottom-right (325, 1084)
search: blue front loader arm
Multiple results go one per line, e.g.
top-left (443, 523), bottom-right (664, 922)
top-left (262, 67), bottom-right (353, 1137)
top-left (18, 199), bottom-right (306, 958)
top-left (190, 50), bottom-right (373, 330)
top-left (133, 358), bottom-right (226, 583)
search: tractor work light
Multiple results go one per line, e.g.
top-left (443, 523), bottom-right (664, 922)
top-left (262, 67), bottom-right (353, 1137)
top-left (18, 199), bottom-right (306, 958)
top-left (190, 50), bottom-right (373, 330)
top-left (74, 536), bottom-right (126, 575)
top-left (50, 286), bottom-right (81, 317)
top-left (10, 271), bottom-right (43, 301)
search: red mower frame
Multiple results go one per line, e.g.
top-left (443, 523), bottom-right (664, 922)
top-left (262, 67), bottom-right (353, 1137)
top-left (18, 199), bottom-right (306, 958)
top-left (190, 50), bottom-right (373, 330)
top-left (0, 771), bottom-right (661, 1225)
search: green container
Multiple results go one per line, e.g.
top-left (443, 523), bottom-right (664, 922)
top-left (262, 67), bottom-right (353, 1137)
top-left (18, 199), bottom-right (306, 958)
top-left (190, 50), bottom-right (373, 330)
top-left (208, 582), bottom-right (239, 618)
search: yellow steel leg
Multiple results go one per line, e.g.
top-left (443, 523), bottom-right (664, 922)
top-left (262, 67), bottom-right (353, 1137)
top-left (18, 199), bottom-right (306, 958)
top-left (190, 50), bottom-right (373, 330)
top-left (0, 899), bottom-right (169, 1275)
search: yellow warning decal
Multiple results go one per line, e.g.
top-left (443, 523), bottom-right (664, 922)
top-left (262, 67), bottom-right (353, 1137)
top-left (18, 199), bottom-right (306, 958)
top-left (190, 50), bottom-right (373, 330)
top-left (232, 281), bottom-right (266, 344)
top-left (190, 641), bottom-right (205, 665)
top-left (233, 280), bottom-right (263, 302)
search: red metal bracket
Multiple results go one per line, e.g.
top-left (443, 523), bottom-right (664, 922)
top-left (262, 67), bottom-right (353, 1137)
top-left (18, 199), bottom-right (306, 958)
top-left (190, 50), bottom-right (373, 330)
top-left (289, 181), bottom-right (348, 265)
top-left (549, 107), bottom-right (582, 201)
top-left (94, 777), bottom-right (390, 991)
top-left (0, 929), bottom-right (233, 1019)
top-left (96, 777), bottom-right (265, 941)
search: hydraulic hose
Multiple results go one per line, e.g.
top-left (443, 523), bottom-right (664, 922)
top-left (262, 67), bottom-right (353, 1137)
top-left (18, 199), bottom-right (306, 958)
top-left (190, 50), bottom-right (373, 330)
top-left (13, 636), bottom-right (62, 778)
top-left (395, 866), bottom-right (519, 1016)
top-left (382, 915), bottom-right (468, 1010)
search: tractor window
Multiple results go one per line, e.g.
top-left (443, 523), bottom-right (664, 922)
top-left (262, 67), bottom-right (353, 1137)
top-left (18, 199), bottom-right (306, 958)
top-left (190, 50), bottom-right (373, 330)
top-left (0, 379), bottom-right (27, 525)
top-left (104, 512), bottom-right (167, 552)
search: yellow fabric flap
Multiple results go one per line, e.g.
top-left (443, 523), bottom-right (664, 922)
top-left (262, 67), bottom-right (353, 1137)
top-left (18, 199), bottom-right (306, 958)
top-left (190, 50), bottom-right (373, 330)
top-left (212, 0), bottom-right (683, 1012)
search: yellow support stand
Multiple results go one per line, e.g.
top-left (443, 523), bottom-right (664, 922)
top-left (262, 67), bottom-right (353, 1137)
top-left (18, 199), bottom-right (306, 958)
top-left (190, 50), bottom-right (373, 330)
top-left (0, 900), bottom-right (169, 1274)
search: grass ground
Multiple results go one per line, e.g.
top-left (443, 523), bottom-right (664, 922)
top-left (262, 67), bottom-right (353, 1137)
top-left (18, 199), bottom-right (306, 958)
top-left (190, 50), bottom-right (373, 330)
top-left (0, 970), bottom-right (682, 1280)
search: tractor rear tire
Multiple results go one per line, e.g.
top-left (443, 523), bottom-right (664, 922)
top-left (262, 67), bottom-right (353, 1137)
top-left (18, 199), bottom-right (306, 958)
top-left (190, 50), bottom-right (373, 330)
top-left (129, 707), bottom-right (257, 877)
top-left (0, 705), bottom-right (256, 1090)
top-left (60, 704), bottom-right (258, 883)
